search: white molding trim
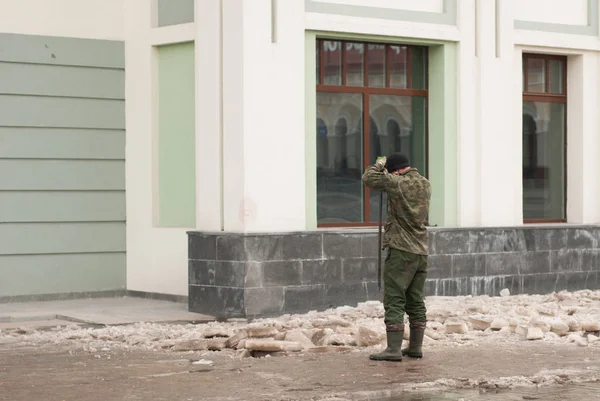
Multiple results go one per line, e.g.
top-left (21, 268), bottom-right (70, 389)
top-left (305, 13), bottom-right (460, 43)
top-left (515, 30), bottom-right (600, 52)
top-left (150, 22), bottom-right (195, 46)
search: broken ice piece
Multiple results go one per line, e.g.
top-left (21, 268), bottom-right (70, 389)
top-left (526, 327), bottom-right (544, 341)
top-left (469, 316), bottom-right (493, 331)
top-left (445, 321), bottom-right (468, 334)
top-left (192, 359), bottom-right (214, 365)
top-left (490, 318), bottom-right (508, 331)
top-left (247, 327), bottom-right (279, 338)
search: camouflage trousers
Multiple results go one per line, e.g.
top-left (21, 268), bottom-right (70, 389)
top-left (383, 248), bottom-right (428, 331)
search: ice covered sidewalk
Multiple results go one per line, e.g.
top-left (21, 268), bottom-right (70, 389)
top-left (2, 291), bottom-right (600, 399)
top-left (0, 296), bottom-right (213, 329)
top-left (1, 289), bottom-right (600, 356)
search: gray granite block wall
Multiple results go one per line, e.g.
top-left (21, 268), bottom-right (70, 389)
top-left (188, 226), bottom-right (600, 318)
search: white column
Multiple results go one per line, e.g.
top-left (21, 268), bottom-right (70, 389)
top-left (221, 0), bottom-right (306, 232)
top-left (221, 0), bottom-right (247, 232)
top-left (476, 0), bottom-right (522, 226)
top-left (195, 0), bottom-right (223, 231)
top-left (567, 52), bottom-right (600, 223)
top-left (125, 0), bottom-right (190, 295)
top-left (456, 0), bottom-right (480, 226)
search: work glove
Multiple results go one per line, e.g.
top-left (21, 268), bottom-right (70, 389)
top-left (375, 156), bottom-right (387, 168)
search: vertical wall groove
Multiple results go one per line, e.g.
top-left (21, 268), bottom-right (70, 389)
top-left (474, 0), bottom-right (480, 57)
top-left (220, 0), bottom-right (225, 230)
top-left (271, 0), bottom-right (278, 44)
top-left (495, 0), bottom-right (501, 58)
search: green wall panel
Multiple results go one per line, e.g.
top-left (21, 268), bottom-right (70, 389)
top-left (0, 254), bottom-right (126, 297)
top-left (305, 32), bottom-right (318, 230)
top-left (0, 95), bottom-right (125, 129)
top-left (0, 62), bottom-right (124, 99)
top-left (0, 222), bottom-right (125, 255)
top-left (0, 159), bottom-right (125, 190)
top-left (0, 128), bottom-right (124, 159)
top-left (428, 44), bottom-right (458, 227)
top-left (157, 0), bottom-right (194, 27)
top-left (157, 42), bottom-right (196, 228)
top-left (0, 33), bottom-right (124, 68)
top-left (0, 192), bottom-right (125, 223)
top-left (0, 33), bottom-right (126, 297)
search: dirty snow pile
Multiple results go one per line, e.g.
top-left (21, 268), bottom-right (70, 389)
top-left (1, 289), bottom-right (600, 357)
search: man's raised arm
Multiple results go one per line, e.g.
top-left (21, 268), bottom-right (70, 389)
top-left (361, 156), bottom-right (395, 191)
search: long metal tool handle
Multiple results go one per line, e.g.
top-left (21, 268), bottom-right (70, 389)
top-left (377, 191), bottom-right (383, 292)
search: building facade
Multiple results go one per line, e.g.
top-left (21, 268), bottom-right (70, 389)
top-left (1, 0), bottom-right (600, 310)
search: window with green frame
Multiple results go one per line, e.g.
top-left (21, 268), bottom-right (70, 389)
top-left (522, 53), bottom-right (567, 222)
top-left (315, 39), bottom-right (429, 226)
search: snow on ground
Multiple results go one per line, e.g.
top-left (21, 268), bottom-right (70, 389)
top-left (1, 289), bottom-right (600, 356)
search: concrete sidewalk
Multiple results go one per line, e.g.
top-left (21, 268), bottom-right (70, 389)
top-left (0, 297), bottom-right (214, 328)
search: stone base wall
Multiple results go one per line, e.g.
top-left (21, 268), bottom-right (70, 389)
top-left (188, 226), bottom-right (600, 318)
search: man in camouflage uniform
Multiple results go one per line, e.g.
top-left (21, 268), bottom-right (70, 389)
top-left (361, 152), bottom-right (431, 362)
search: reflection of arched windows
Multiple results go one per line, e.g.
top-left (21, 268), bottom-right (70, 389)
top-left (387, 119), bottom-right (402, 153)
top-left (334, 118), bottom-right (348, 171)
top-left (523, 113), bottom-right (537, 178)
top-left (335, 118), bottom-right (347, 135)
top-left (369, 117), bottom-right (381, 163)
top-left (317, 118), bottom-right (328, 168)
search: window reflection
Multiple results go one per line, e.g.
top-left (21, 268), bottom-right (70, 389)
top-left (522, 54), bottom-right (566, 222)
top-left (316, 93), bottom-right (364, 224)
top-left (522, 102), bottom-right (565, 220)
top-left (368, 95), bottom-right (427, 222)
top-left (411, 47), bottom-right (427, 90)
top-left (346, 42), bottom-right (364, 86)
top-left (548, 60), bottom-right (564, 94)
top-left (323, 41), bottom-right (342, 86)
top-left (316, 40), bottom-right (428, 226)
top-left (527, 59), bottom-right (546, 93)
top-left (389, 46), bottom-right (407, 89)
top-left (367, 44), bottom-right (386, 88)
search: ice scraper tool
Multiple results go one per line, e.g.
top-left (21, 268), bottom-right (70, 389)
top-left (377, 191), bottom-right (383, 292)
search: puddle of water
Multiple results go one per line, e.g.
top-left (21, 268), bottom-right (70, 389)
top-left (377, 382), bottom-right (600, 401)
top-left (377, 391), bottom-right (466, 401)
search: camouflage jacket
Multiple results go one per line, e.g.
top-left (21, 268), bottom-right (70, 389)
top-left (361, 164), bottom-right (431, 255)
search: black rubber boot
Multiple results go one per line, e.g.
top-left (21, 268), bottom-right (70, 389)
top-left (369, 331), bottom-right (404, 361)
top-left (402, 323), bottom-right (426, 358)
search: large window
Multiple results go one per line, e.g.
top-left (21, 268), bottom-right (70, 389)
top-left (316, 40), bottom-right (428, 226)
top-left (522, 54), bottom-right (567, 222)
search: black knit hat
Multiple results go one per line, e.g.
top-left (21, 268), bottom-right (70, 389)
top-left (386, 152), bottom-right (410, 172)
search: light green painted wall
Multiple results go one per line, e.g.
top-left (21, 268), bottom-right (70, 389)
top-left (305, 32), bottom-right (458, 228)
top-left (0, 33), bottom-right (124, 68)
top-left (0, 159), bottom-right (124, 190)
top-left (157, 0), bottom-right (194, 27)
top-left (157, 42), bottom-right (196, 228)
top-left (0, 222), bottom-right (125, 255)
top-left (305, 32), bottom-right (318, 229)
top-left (428, 44), bottom-right (458, 227)
top-left (0, 33), bottom-right (126, 298)
top-left (0, 254), bottom-right (125, 297)
top-left (0, 128), bottom-right (124, 160)
top-left (0, 192), bottom-right (125, 223)
top-left (0, 96), bottom-right (124, 128)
